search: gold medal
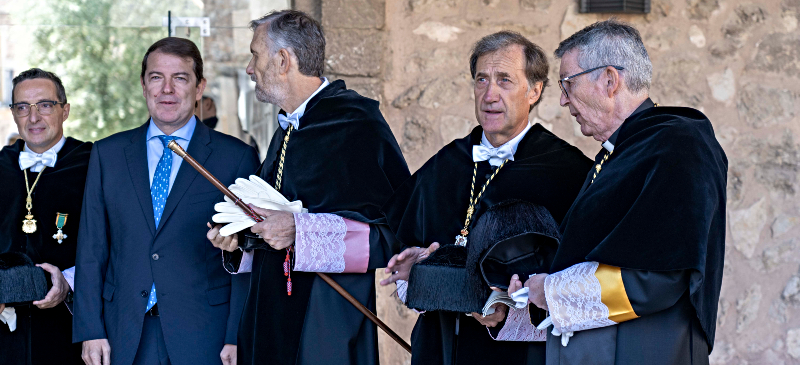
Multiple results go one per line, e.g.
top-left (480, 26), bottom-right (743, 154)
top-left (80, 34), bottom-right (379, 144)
top-left (22, 214), bottom-right (37, 233)
top-left (22, 167), bottom-right (46, 234)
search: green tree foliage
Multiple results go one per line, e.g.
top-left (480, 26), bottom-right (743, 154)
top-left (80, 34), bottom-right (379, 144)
top-left (29, 0), bottom-right (201, 141)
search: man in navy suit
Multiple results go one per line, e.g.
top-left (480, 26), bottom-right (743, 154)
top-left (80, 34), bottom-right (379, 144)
top-left (73, 37), bottom-right (259, 365)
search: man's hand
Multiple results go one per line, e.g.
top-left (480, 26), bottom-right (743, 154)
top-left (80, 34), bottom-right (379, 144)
top-left (82, 339), bottom-right (111, 365)
top-left (220, 344), bottom-right (237, 365)
top-left (471, 303), bottom-right (508, 328)
top-left (208, 223), bottom-right (239, 252)
top-left (525, 273), bottom-right (549, 310)
top-left (33, 263), bottom-right (69, 309)
top-left (249, 206), bottom-right (296, 250)
top-left (379, 242), bottom-right (440, 286)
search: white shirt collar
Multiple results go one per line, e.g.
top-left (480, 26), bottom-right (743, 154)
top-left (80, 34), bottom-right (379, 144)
top-left (601, 140), bottom-right (614, 153)
top-left (479, 121), bottom-right (533, 158)
top-left (279, 77), bottom-right (330, 130)
top-left (146, 116), bottom-right (197, 142)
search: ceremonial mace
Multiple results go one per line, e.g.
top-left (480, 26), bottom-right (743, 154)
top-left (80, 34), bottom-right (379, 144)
top-left (167, 141), bottom-right (412, 354)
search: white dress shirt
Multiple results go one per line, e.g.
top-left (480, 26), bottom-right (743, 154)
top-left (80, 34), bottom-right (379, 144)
top-left (474, 122), bottom-right (533, 167)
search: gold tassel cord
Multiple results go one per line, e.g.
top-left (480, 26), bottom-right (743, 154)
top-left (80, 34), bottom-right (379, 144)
top-left (457, 160), bottom-right (507, 245)
top-left (22, 167), bottom-right (47, 233)
top-left (275, 125), bottom-right (294, 191)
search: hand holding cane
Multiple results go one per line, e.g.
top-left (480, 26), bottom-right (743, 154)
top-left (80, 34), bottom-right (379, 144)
top-left (167, 141), bottom-right (412, 354)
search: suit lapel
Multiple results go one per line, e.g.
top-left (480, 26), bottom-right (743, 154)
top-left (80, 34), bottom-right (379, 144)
top-left (155, 122), bottom-right (211, 235)
top-left (124, 122), bottom-right (156, 236)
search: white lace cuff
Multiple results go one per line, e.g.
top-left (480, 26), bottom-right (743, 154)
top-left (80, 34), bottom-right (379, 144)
top-left (490, 306), bottom-right (547, 342)
top-left (293, 213), bottom-right (370, 273)
top-left (544, 261), bottom-right (617, 334)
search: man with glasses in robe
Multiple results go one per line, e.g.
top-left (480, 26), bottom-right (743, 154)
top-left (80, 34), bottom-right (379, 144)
top-left (0, 68), bottom-right (91, 365)
top-left (516, 19), bottom-right (728, 364)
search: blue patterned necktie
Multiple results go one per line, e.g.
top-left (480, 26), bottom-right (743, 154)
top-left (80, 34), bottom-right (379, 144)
top-left (146, 135), bottom-right (178, 312)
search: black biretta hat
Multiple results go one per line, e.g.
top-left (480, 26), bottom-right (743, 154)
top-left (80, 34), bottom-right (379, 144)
top-left (405, 200), bottom-right (560, 313)
top-left (0, 252), bottom-right (49, 305)
top-left (468, 200), bottom-right (560, 290)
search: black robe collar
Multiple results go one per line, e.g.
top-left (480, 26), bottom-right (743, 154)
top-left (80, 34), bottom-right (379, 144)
top-left (607, 98), bottom-right (655, 147)
top-left (383, 123), bottom-right (593, 250)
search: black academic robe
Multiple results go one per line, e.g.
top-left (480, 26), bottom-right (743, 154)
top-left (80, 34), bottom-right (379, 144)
top-left (0, 138), bottom-right (92, 365)
top-left (546, 101), bottom-right (727, 364)
top-left (236, 80), bottom-right (410, 365)
top-left (382, 124), bottom-right (593, 365)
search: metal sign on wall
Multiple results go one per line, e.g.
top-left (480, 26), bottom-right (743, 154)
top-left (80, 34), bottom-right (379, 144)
top-left (161, 16), bottom-right (211, 37)
top-left (579, 0), bottom-right (650, 13)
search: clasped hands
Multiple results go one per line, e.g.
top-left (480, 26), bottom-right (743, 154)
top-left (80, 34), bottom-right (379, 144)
top-left (207, 206), bottom-right (296, 251)
top-left (379, 242), bottom-right (517, 328)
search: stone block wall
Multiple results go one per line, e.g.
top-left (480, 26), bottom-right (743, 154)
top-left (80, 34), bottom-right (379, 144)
top-left (330, 0), bottom-right (799, 363)
top-left (203, 0), bottom-right (800, 363)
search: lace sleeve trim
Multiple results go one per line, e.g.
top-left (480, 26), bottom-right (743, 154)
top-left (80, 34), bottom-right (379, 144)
top-left (544, 261), bottom-right (617, 333)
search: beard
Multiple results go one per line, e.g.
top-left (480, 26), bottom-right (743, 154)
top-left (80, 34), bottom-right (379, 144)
top-left (252, 70), bottom-right (285, 107)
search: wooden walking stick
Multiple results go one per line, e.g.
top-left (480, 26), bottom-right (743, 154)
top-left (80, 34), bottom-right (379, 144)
top-left (168, 141), bottom-right (412, 354)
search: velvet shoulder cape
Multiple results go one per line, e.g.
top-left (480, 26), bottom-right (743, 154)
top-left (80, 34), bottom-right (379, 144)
top-left (240, 80), bottom-right (410, 365)
top-left (258, 79), bottom-right (410, 223)
top-left (0, 137), bottom-right (93, 266)
top-left (0, 137), bottom-right (91, 365)
top-left (382, 124), bottom-right (593, 250)
top-left (551, 106), bottom-right (728, 350)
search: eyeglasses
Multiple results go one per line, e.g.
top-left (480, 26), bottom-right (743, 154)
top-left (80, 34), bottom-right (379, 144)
top-left (558, 65), bottom-right (624, 99)
top-left (9, 100), bottom-right (64, 117)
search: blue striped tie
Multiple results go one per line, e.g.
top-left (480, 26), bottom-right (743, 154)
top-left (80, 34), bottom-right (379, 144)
top-left (146, 135), bottom-right (177, 312)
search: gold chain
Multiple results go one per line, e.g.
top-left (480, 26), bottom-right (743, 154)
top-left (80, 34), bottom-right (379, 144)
top-left (24, 167), bottom-right (47, 212)
top-left (275, 125), bottom-right (294, 191)
top-left (591, 150), bottom-right (612, 184)
top-left (459, 160), bottom-right (507, 239)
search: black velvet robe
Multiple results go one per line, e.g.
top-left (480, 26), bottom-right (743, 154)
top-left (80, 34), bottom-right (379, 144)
top-left (382, 124), bottom-right (593, 365)
top-left (0, 137), bottom-right (92, 365)
top-left (547, 102), bottom-right (727, 364)
top-left (236, 80), bottom-right (410, 365)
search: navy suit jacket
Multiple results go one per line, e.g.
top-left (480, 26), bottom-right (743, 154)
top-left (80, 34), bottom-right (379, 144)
top-left (73, 121), bottom-right (259, 365)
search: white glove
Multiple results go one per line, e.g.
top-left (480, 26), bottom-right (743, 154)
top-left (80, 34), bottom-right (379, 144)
top-left (213, 175), bottom-right (306, 236)
top-left (536, 316), bottom-right (574, 347)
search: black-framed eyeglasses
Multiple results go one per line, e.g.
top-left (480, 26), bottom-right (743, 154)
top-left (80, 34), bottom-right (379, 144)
top-left (558, 65), bottom-right (624, 99)
top-left (9, 100), bottom-right (64, 117)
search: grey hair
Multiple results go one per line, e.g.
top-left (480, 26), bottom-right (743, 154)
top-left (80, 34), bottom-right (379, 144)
top-left (250, 10), bottom-right (325, 77)
top-left (554, 19), bottom-right (651, 94)
top-left (470, 31), bottom-right (549, 110)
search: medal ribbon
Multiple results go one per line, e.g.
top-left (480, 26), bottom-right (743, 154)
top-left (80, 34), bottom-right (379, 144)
top-left (53, 213), bottom-right (69, 243)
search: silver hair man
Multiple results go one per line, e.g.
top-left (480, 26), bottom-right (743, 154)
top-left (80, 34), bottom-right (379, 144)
top-left (555, 19), bottom-right (652, 95)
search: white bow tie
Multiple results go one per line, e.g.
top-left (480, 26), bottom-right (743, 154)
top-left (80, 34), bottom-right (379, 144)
top-left (278, 113), bottom-right (300, 130)
top-left (472, 144), bottom-right (514, 167)
top-left (19, 150), bottom-right (57, 171)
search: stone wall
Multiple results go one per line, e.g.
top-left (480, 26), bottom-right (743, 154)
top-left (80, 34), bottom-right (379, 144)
top-left (318, 0), bottom-right (800, 364)
top-left (204, 0), bottom-right (800, 363)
